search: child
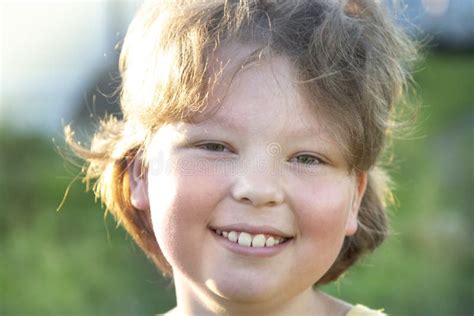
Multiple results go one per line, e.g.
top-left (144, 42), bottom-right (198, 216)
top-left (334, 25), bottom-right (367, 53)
top-left (66, 0), bottom-right (417, 315)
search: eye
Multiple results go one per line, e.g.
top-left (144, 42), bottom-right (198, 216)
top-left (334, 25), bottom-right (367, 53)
top-left (195, 142), bottom-right (231, 153)
top-left (290, 154), bottom-right (323, 166)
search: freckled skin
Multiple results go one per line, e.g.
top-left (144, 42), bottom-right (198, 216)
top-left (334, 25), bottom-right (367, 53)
top-left (139, 45), bottom-right (366, 315)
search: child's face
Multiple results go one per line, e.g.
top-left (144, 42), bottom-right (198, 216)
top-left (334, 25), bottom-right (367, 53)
top-left (134, 46), bottom-right (367, 309)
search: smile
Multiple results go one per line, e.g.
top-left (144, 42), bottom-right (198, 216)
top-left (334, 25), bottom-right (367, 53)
top-left (212, 229), bottom-right (289, 248)
top-left (209, 228), bottom-right (294, 258)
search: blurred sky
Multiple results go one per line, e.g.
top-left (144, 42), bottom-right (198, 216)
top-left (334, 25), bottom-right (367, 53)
top-left (1, 0), bottom-right (473, 136)
top-left (0, 1), bottom-right (139, 134)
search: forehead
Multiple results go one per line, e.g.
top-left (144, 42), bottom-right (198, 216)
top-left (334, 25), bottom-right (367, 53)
top-left (190, 43), bottom-right (334, 140)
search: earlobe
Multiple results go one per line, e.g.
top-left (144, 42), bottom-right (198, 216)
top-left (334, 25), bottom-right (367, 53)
top-left (128, 154), bottom-right (150, 211)
top-left (345, 171), bottom-right (368, 236)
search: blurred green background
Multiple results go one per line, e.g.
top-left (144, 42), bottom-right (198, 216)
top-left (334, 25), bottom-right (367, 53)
top-left (1, 51), bottom-right (473, 316)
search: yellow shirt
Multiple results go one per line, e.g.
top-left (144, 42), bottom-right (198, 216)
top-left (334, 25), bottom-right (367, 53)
top-left (346, 304), bottom-right (387, 316)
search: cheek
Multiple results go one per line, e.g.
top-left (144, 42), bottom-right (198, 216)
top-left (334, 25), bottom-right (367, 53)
top-left (147, 161), bottom-right (229, 261)
top-left (292, 177), bottom-right (353, 244)
top-left (151, 153), bottom-right (225, 198)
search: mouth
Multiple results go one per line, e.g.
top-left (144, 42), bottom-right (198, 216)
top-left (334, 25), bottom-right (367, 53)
top-left (209, 227), bottom-right (294, 249)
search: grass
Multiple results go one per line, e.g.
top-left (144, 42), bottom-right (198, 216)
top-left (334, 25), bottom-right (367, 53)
top-left (0, 133), bottom-right (176, 315)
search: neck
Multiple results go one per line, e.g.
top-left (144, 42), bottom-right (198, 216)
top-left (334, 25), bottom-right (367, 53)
top-left (169, 273), bottom-right (347, 316)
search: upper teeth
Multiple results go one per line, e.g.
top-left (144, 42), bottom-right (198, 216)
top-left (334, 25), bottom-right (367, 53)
top-left (214, 229), bottom-right (288, 248)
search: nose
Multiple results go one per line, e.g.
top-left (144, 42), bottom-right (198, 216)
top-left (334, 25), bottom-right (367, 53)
top-left (231, 166), bottom-right (285, 208)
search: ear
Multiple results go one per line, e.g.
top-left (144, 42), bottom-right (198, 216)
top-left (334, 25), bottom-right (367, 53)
top-left (345, 171), bottom-right (368, 236)
top-left (128, 153), bottom-right (150, 211)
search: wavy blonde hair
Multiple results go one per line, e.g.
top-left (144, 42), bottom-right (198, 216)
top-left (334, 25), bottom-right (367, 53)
top-left (66, 0), bottom-right (417, 285)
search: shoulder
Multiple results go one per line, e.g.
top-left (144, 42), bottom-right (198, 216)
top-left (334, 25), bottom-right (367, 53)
top-left (346, 304), bottom-right (387, 316)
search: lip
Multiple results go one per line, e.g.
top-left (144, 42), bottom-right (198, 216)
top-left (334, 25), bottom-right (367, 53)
top-left (209, 223), bottom-right (293, 238)
top-left (209, 228), bottom-right (293, 258)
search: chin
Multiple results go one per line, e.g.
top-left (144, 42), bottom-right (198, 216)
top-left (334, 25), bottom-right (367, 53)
top-left (205, 275), bottom-right (281, 303)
